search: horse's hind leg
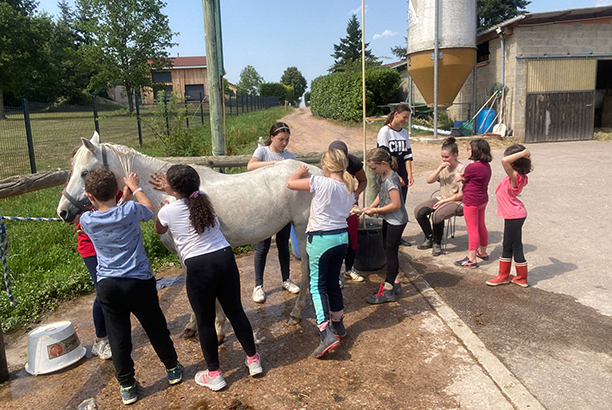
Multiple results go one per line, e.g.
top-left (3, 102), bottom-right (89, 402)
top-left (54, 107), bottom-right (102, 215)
top-left (289, 230), bottom-right (309, 325)
top-left (215, 298), bottom-right (227, 344)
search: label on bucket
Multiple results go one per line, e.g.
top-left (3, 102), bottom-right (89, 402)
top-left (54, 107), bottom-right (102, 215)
top-left (47, 332), bottom-right (80, 360)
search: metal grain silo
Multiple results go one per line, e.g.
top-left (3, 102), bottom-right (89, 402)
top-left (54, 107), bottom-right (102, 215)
top-left (407, 0), bottom-right (476, 108)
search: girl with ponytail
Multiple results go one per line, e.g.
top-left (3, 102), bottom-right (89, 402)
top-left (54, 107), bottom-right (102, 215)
top-left (153, 164), bottom-right (262, 391)
top-left (362, 147), bottom-right (409, 304)
top-left (287, 148), bottom-right (356, 359)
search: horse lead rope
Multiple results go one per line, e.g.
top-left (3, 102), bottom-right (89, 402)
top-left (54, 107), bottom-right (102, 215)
top-left (0, 216), bottom-right (62, 307)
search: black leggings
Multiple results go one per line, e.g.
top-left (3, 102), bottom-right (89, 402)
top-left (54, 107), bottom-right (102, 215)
top-left (502, 218), bottom-right (526, 263)
top-left (185, 247), bottom-right (256, 371)
top-left (254, 223), bottom-right (291, 286)
top-left (382, 220), bottom-right (407, 284)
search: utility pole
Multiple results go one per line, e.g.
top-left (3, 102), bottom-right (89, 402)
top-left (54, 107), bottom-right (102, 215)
top-left (202, 0), bottom-right (225, 156)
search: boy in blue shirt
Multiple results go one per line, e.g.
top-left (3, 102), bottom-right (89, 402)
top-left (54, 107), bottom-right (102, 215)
top-left (80, 169), bottom-right (181, 405)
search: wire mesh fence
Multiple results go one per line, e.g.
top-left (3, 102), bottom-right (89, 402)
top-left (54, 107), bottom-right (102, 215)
top-left (0, 94), bottom-right (279, 180)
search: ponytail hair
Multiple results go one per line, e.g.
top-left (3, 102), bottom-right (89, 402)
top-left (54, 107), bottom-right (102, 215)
top-left (321, 148), bottom-right (356, 194)
top-left (366, 147), bottom-right (398, 171)
top-left (384, 103), bottom-right (411, 126)
top-left (165, 165), bottom-right (216, 234)
top-left (264, 121), bottom-right (291, 146)
top-left (441, 137), bottom-right (459, 156)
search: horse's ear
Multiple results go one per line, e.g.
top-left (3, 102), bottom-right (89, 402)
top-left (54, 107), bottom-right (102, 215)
top-left (81, 137), bottom-right (97, 154)
top-left (91, 131), bottom-right (100, 144)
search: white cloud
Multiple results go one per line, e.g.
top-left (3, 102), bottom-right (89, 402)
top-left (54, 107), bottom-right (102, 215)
top-left (596, 0), bottom-right (612, 5)
top-left (373, 29), bottom-right (398, 40)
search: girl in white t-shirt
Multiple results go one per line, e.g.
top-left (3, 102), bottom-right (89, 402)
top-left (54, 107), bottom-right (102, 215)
top-left (287, 149), bottom-right (355, 359)
top-left (247, 122), bottom-right (300, 303)
top-left (153, 165), bottom-right (262, 391)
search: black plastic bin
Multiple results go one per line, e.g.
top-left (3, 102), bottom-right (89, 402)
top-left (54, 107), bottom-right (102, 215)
top-left (354, 218), bottom-right (386, 271)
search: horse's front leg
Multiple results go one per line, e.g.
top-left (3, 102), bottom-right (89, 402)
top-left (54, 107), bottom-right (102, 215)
top-left (215, 298), bottom-right (227, 344)
top-left (289, 230), bottom-right (309, 325)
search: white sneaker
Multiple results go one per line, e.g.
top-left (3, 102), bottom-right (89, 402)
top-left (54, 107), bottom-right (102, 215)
top-left (282, 279), bottom-right (300, 294)
top-left (252, 285), bottom-right (266, 303)
top-left (343, 268), bottom-right (364, 282)
top-left (195, 370), bottom-right (227, 391)
top-left (245, 353), bottom-right (263, 376)
top-left (92, 338), bottom-right (112, 360)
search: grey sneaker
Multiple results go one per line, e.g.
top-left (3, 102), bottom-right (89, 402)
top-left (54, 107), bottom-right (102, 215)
top-left (314, 326), bottom-right (340, 359)
top-left (367, 284), bottom-right (396, 304)
top-left (195, 370), bottom-right (227, 391)
top-left (252, 285), bottom-right (266, 303)
top-left (92, 338), bottom-right (112, 360)
top-left (120, 383), bottom-right (137, 405)
top-left (245, 353), bottom-right (263, 376)
top-left (417, 237), bottom-right (433, 249)
top-left (330, 318), bottom-right (347, 339)
top-left (432, 243), bottom-right (443, 256)
top-left (393, 281), bottom-right (402, 295)
top-left (343, 268), bottom-right (364, 282)
top-left (282, 279), bottom-right (300, 294)
top-left (166, 362), bottom-right (183, 385)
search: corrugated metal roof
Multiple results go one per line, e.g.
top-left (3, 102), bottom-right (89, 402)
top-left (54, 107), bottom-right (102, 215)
top-left (479, 5), bottom-right (612, 38)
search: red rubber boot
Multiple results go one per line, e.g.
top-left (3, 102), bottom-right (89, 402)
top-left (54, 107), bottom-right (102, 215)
top-left (511, 262), bottom-right (529, 287)
top-left (486, 258), bottom-right (512, 286)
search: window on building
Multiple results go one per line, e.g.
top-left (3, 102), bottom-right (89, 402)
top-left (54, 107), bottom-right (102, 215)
top-left (477, 41), bottom-right (490, 64)
top-left (185, 84), bottom-right (205, 101)
top-left (152, 71), bottom-right (172, 83)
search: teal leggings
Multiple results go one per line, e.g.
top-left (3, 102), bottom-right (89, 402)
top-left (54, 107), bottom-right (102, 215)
top-left (306, 232), bottom-right (348, 325)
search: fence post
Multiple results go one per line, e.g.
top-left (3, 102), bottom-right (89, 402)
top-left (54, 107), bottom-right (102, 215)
top-left (164, 98), bottom-right (170, 138)
top-left (200, 93), bottom-right (204, 125)
top-left (21, 99), bottom-right (36, 174)
top-left (228, 94), bottom-right (232, 117)
top-left (0, 321), bottom-right (8, 383)
top-left (185, 98), bottom-right (189, 128)
top-left (135, 93), bottom-right (143, 147)
top-left (92, 95), bottom-right (100, 136)
top-left (241, 93), bottom-right (244, 114)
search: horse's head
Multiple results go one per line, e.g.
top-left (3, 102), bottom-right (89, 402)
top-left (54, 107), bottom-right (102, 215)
top-left (57, 132), bottom-right (126, 223)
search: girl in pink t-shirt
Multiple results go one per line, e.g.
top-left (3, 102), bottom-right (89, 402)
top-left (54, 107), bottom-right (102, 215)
top-left (487, 145), bottom-right (533, 287)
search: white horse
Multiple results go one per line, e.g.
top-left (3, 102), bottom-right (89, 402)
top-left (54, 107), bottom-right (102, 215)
top-left (57, 132), bottom-right (320, 336)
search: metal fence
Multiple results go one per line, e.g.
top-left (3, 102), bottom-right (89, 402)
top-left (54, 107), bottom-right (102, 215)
top-left (0, 94), bottom-right (279, 180)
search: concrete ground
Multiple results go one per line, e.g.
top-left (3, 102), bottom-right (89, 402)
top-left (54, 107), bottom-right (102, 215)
top-left (403, 140), bottom-right (612, 410)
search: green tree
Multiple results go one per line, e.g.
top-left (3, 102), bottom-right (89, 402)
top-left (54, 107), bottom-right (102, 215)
top-left (280, 66), bottom-right (307, 102)
top-left (0, 2), bottom-right (56, 117)
top-left (390, 37), bottom-right (407, 60)
top-left (223, 78), bottom-right (234, 96)
top-left (478, 0), bottom-right (530, 30)
top-left (260, 82), bottom-right (293, 103)
top-left (237, 65), bottom-right (263, 95)
top-left (76, 0), bottom-right (176, 112)
top-left (329, 14), bottom-right (378, 73)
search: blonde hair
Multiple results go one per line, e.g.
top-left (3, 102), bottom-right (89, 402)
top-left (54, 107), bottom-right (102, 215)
top-left (366, 147), bottom-right (398, 171)
top-left (321, 148), bottom-right (355, 193)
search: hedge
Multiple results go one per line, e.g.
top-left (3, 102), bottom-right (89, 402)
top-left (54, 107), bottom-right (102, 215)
top-left (310, 68), bottom-right (401, 122)
top-left (260, 82), bottom-right (294, 104)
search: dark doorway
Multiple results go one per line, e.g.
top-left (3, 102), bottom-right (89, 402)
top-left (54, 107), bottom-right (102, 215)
top-left (595, 60), bottom-right (612, 128)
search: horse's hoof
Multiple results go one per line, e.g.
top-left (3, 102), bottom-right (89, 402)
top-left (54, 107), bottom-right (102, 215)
top-left (180, 328), bottom-right (197, 339)
top-left (217, 334), bottom-right (225, 345)
top-left (286, 316), bottom-right (301, 326)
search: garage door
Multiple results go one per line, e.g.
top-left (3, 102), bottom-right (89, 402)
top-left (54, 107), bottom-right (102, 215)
top-left (525, 59), bottom-right (596, 143)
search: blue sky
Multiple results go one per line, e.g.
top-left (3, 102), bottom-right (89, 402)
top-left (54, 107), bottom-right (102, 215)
top-left (36, 0), bottom-right (611, 90)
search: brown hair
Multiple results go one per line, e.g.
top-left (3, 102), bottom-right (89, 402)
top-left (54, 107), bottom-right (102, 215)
top-left (469, 139), bottom-right (492, 163)
top-left (264, 122), bottom-right (290, 146)
top-left (384, 103), bottom-right (411, 126)
top-left (366, 147), bottom-right (398, 171)
top-left (166, 165), bottom-right (216, 234)
top-left (84, 169), bottom-right (118, 202)
top-left (441, 137), bottom-right (459, 156)
top-left (321, 148), bottom-right (355, 193)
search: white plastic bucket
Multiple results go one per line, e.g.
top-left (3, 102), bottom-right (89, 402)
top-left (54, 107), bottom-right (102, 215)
top-left (25, 321), bottom-right (86, 375)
